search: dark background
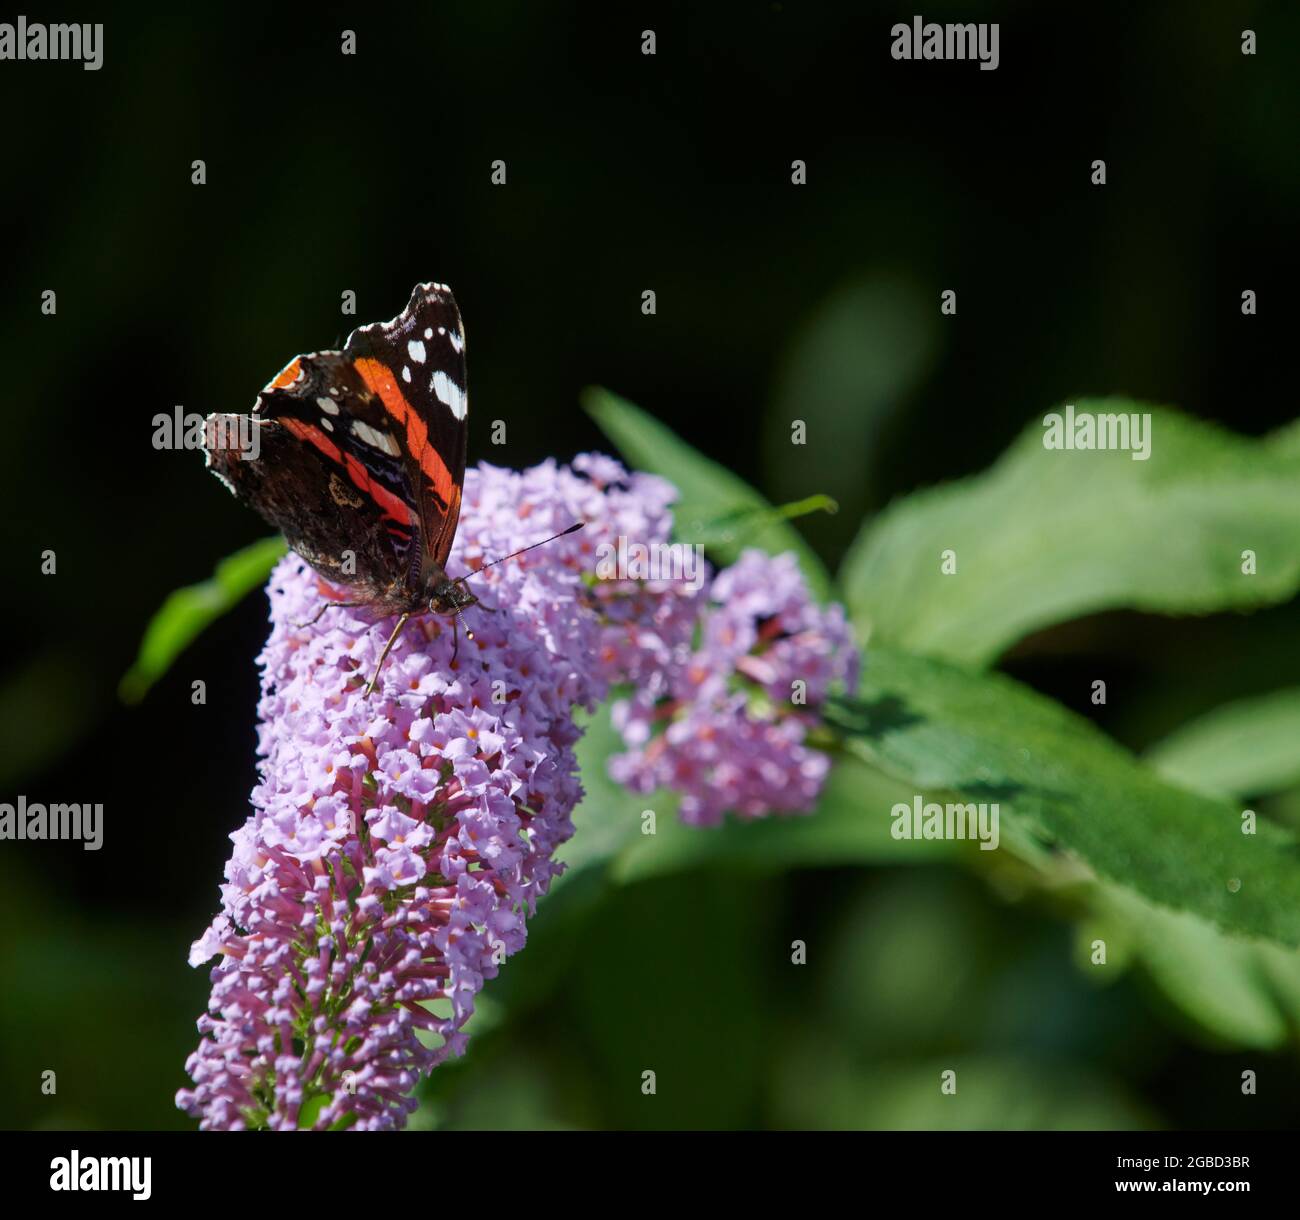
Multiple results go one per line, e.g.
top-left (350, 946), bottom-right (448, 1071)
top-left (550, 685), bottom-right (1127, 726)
top-left (1, 1), bottom-right (1297, 1129)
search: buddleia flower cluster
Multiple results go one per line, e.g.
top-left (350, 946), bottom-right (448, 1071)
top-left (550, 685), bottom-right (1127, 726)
top-left (609, 548), bottom-right (858, 824)
top-left (177, 455), bottom-right (857, 1130)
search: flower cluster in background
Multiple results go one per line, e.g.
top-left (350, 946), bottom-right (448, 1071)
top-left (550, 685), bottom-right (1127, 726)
top-left (609, 549), bottom-right (858, 824)
top-left (178, 456), bottom-right (857, 1130)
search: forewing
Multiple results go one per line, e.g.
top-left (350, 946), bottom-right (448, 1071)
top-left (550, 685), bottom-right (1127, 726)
top-left (342, 282), bottom-right (469, 574)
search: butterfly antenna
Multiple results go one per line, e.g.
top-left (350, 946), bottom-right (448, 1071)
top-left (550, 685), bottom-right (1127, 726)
top-left (460, 522), bottom-right (584, 583)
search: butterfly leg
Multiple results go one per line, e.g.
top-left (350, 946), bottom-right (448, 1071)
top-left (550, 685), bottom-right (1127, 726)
top-left (293, 599), bottom-right (368, 629)
top-left (363, 613), bottom-right (411, 696)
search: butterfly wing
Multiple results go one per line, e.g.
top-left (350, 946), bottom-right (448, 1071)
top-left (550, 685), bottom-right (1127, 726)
top-left (204, 405), bottom-right (416, 607)
top-left (342, 282), bottom-right (468, 577)
top-left (204, 283), bottom-right (469, 604)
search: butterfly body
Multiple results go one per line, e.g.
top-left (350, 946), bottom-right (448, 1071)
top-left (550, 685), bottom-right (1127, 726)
top-left (426, 570), bottom-right (480, 616)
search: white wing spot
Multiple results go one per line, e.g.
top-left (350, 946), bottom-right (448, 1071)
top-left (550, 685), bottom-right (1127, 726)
top-left (407, 339), bottom-right (427, 364)
top-left (432, 370), bottom-right (468, 420)
top-left (424, 327), bottom-right (433, 340)
top-left (351, 420), bottom-right (401, 456)
top-left (316, 396), bottom-right (340, 415)
top-left (448, 330), bottom-right (464, 354)
top-left (402, 366), bottom-right (412, 383)
top-left (321, 417), bottom-right (335, 432)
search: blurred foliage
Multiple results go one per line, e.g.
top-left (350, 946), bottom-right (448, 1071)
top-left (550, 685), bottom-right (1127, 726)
top-left (583, 386), bottom-right (833, 599)
top-left (830, 648), bottom-right (1300, 945)
top-left (119, 535), bottom-right (287, 703)
top-left (762, 273), bottom-right (939, 554)
top-left (1086, 884), bottom-right (1300, 1052)
top-left (0, 652), bottom-right (99, 792)
top-left (1145, 688), bottom-right (1300, 800)
top-left (842, 406), bottom-right (1300, 666)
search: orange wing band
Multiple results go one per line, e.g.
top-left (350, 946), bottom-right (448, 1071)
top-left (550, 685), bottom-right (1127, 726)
top-left (353, 356), bottom-right (455, 510)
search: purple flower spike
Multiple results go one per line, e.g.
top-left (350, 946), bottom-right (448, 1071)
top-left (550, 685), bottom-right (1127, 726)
top-left (177, 459), bottom-right (858, 1130)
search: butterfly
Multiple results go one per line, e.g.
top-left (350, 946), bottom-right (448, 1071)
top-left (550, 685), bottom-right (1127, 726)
top-left (203, 282), bottom-right (578, 693)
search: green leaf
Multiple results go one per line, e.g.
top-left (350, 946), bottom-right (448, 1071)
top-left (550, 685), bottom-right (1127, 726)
top-left (685, 494), bottom-right (839, 552)
top-left (119, 535), bottom-right (287, 703)
top-left (1144, 688), bottom-right (1300, 799)
top-left (1089, 883), bottom-right (1300, 1049)
top-left (581, 386), bottom-right (832, 600)
top-left (556, 703), bottom-right (669, 880)
top-left (841, 403), bottom-right (1300, 666)
top-left (1095, 690), bottom-right (1300, 1048)
top-left (761, 273), bottom-right (939, 526)
top-left (827, 645), bottom-right (1300, 947)
top-left (773, 1046), bottom-right (1150, 1130)
top-left (612, 754), bottom-right (955, 884)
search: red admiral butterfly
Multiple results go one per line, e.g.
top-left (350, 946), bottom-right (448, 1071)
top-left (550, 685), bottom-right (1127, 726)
top-left (204, 282), bottom-right (579, 692)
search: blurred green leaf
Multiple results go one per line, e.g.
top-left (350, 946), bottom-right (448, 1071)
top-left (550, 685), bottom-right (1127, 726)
top-left (612, 754), bottom-right (955, 884)
top-left (582, 386), bottom-right (832, 600)
top-left (773, 1047), bottom-right (1150, 1130)
top-left (1144, 688), bottom-right (1300, 799)
top-left (558, 702), bottom-right (671, 879)
top-left (1089, 883), bottom-right (1300, 1050)
top-left (0, 869), bottom-right (202, 1130)
top-left (841, 404), bottom-right (1300, 666)
top-left (685, 494), bottom-right (839, 552)
top-left (762, 274), bottom-right (938, 531)
top-left (0, 652), bottom-right (99, 789)
top-left (119, 535), bottom-right (286, 704)
top-left (817, 873), bottom-right (991, 1058)
top-left (431, 1046), bottom-right (579, 1131)
top-left (1090, 690), bottom-right (1300, 1050)
top-left (567, 872), bottom-right (771, 1128)
top-left (828, 645), bottom-right (1300, 947)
